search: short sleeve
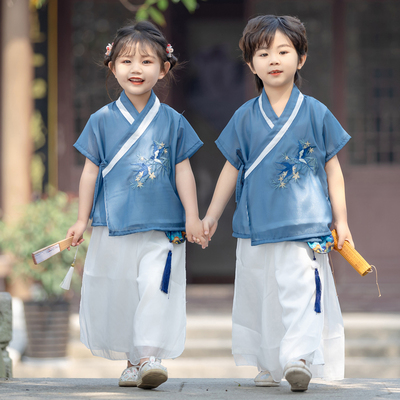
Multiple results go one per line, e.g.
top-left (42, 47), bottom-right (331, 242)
top-left (323, 109), bottom-right (351, 162)
top-left (175, 115), bottom-right (203, 164)
top-left (74, 116), bottom-right (101, 166)
top-left (215, 113), bottom-right (241, 169)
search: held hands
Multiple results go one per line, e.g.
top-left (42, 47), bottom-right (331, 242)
top-left (66, 220), bottom-right (86, 249)
top-left (190, 215), bottom-right (218, 249)
top-left (186, 217), bottom-right (209, 249)
top-left (202, 216), bottom-right (218, 243)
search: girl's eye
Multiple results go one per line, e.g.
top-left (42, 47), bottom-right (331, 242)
top-left (122, 59), bottom-right (131, 64)
top-left (142, 60), bottom-right (152, 65)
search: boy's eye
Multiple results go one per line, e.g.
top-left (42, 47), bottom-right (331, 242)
top-left (260, 52), bottom-right (268, 57)
top-left (280, 51), bottom-right (288, 55)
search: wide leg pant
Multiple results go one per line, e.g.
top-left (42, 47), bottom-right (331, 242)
top-left (79, 227), bottom-right (186, 365)
top-left (232, 239), bottom-right (344, 382)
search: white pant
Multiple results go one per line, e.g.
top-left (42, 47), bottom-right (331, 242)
top-left (232, 239), bottom-right (344, 381)
top-left (79, 227), bottom-right (186, 365)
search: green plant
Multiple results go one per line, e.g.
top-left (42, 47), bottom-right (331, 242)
top-left (120, 0), bottom-right (200, 26)
top-left (0, 192), bottom-right (89, 300)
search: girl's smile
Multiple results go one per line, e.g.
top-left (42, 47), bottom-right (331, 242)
top-left (129, 77), bottom-right (145, 84)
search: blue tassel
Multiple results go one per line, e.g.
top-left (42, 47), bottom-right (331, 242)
top-left (160, 249), bottom-right (172, 294)
top-left (314, 268), bottom-right (322, 313)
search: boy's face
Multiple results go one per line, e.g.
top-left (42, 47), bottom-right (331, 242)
top-left (248, 30), bottom-right (306, 92)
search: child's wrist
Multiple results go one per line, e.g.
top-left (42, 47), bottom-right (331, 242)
top-left (205, 214), bottom-right (217, 223)
top-left (185, 214), bottom-right (200, 222)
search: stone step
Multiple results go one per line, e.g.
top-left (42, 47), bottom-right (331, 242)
top-left (70, 313), bottom-right (400, 360)
top-left (343, 313), bottom-right (400, 340)
top-left (346, 338), bottom-right (400, 358)
top-left (344, 357), bottom-right (400, 379)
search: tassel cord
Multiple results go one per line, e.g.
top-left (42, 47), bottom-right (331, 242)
top-left (311, 252), bottom-right (322, 314)
top-left (369, 265), bottom-right (381, 297)
top-left (60, 245), bottom-right (79, 291)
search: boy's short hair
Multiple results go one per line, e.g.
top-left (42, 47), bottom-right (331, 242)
top-left (239, 15), bottom-right (308, 93)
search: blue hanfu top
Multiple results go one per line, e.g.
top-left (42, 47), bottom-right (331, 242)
top-left (74, 91), bottom-right (203, 236)
top-left (216, 85), bottom-right (351, 246)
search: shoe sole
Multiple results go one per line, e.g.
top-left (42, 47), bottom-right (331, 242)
top-left (137, 370), bottom-right (168, 389)
top-left (118, 381), bottom-right (138, 387)
top-left (255, 382), bottom-right (280, 387)
top-left (285, 368), bottom-right (311, 392)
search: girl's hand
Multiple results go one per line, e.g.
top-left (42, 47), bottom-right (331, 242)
top-left (186, 217), bottom-right (208, 249)
top-left (66, 220), bottom-right (87, 249)
top-left (202, 216), bottom-right (218, 242)
top-left (333, 222), bottom-right (354, 249)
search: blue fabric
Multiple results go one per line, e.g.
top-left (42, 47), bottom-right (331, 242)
top-left (74, 91), bottom-right (203, 236)
top-left (314, 268), bottom-right (322, 313)
top-left (160, 250), bottom-right (172, 294)
top-left (216, 85), bottom-right (351, 245)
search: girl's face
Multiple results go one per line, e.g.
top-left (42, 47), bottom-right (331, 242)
top-left (248, 30), bottom-right (306, 92)
top-left (110, 43), bottom-right (170, 108)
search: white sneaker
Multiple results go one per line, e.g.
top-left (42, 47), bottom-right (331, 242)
top-left (118, 366), bottom-right (139, 387)
top-left (254, 371), bottom-right (280, 387)
top-left (137, 357), bottom-right (168, 389)
top-left (284, 361), bottom-right (312, 392)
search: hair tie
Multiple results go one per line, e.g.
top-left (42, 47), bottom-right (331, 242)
top-left (166, 44), bottom-right (174, 58)
top-left (105, 42), bottom-right (113, 57)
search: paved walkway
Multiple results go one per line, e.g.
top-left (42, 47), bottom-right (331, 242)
top-left (2, 378), bottom-right (400, 400)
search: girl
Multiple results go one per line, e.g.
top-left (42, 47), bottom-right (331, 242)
top-left (67, 21), bottom-right (205, 390)
top-left (202, 15), bottom-right (353, 392)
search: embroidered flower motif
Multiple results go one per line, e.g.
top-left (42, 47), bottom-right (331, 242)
top-left (272, 139), bottom-right (317, 189)
top-left (131, 140), bottom-right (170, 189)
top-left (308, 234), bottom-right (335, 254)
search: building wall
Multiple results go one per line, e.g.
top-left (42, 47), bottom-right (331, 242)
top-left (51, 0), bottom-right (400, 311)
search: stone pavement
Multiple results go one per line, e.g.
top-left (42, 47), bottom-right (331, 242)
top-left (6, 284), bottom-right (400, 400)
top-left (1, 378), bottom-right (400, 400)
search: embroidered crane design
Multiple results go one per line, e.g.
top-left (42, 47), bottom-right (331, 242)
top-left (272, 140), bottom-right (317, 189)
top-left (131, 141), bottom-right (170, 189)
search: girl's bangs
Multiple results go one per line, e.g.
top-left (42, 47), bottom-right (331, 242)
top-left (116, 36), bottom-right (158, 58)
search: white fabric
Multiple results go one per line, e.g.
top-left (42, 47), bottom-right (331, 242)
top-left (245, 92), bottom-right (304, 179)
top-left (232, 239), bottom-right (344, 382)
top-left (102, 97), bottom-right (160, 178)
top-left (258, 94), bottom-right (274, 129)
top-left (116, 97), bottom-right (135, 125)
top-left (79, 227), bottom-right (186, 365)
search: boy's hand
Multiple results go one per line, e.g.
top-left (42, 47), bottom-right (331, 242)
top-left (66, 220), bottom-right (86, 249)
top-left (186, 217), bottom-right (209, 249)
top-left (202, 216), bottom-right (218, 242)
top-left (333, 222), bottom-right (354, 249)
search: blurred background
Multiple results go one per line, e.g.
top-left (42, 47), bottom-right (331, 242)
top-left (1, 0), bottom-right (400, 381)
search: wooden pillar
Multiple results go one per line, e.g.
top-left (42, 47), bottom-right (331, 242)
top-left (57, 0), bottom-right (75, 193)
top-left (48, 0), bottom-right (58, 191)
top-left (332, 0), bottom-right (347, 128)
top-left (1, 0), bottom-right (33, 222)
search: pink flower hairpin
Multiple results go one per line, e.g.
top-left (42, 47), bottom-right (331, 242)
top-left (105, 43), bottom-right (113, 57)
top-left (166, 44), bottom-right (174, 58)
